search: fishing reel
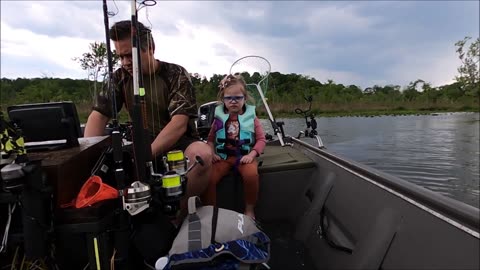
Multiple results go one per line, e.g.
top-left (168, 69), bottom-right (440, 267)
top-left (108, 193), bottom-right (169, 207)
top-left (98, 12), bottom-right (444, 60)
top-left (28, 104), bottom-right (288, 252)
top-left (106, 121), bottom-right (133, 141)
top-left (122, 150), bottom-right (204, 216)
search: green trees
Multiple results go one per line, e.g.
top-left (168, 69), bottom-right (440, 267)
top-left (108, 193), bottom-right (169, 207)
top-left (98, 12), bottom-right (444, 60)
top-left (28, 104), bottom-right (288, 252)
top-left (1, 37), bottom-right (478, 118)
top-left (73, 41), bottom-right (119, 100)
top-left (455, 37), bottom-right (479, 98)
top-left (1, 69), bottom-right (477, 119)
top-left (1, 77), bottom-right (91, 105)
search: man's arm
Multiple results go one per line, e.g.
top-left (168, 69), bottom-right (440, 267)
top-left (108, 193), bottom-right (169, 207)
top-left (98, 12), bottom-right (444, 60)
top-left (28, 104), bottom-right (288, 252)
top-left (150, 114), bottom-right (188, 157)
top-left (84, 110), bottom-right (110, 137)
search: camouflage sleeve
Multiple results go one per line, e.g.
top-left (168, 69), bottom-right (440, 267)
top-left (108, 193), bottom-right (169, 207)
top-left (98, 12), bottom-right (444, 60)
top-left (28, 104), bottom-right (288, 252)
top-left (92, 70), bottom-right (125, 118)
top-left (168, 65), bottom-right (198, 118)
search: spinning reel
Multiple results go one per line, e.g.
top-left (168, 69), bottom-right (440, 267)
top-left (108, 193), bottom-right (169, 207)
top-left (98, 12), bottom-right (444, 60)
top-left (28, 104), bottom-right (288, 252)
top-left (122, 150), bottom-right (204, 216)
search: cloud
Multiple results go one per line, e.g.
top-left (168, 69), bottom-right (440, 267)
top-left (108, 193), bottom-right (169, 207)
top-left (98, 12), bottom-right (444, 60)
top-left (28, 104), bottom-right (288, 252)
top-left (0, 0), bottom-right (478, 89)
top-left (1, 21), bottom-right (92, 78)
top-left (1, 1), bottom-right (105, 40)
top-left (303, 68), bottom-right (366, 87)
top-left (150, 20), bottom-right (238, 79)
top-left (304, 4), bottom-right (381, 36)
top-left (385, 43), bottom-right (461, 87)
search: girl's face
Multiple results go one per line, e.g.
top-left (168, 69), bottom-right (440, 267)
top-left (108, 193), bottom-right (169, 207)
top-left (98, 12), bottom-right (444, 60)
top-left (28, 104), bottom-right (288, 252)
top-left (223, 84), bottom-right (246, 114)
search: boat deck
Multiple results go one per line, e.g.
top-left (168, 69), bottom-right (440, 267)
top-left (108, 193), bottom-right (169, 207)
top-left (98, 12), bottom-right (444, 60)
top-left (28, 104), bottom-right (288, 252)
top-left (262, 220), bottom-right (315, 270)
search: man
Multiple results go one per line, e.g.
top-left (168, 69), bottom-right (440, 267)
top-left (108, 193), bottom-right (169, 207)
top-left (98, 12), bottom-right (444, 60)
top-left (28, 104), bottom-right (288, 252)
top-left (84, 20), bottom-right (212, 263)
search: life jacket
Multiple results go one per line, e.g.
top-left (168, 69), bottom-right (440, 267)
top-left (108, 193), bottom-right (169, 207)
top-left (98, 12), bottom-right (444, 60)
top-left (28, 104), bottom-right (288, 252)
top-left (214, 104), bottom-right (256, 160)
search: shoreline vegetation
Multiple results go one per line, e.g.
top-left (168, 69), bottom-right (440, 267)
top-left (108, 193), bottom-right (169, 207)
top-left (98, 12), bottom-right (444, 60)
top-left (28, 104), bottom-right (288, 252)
top-left (257, 100), bottom-right (479, 118)
top-left (1, 75), bottom-right (479, 123)
top-left (266, 107), bottom-right (479, 119)
top-left (74, 100), bottom-right (478, 122)
top-left (72, 107), bottom-right (478, 123)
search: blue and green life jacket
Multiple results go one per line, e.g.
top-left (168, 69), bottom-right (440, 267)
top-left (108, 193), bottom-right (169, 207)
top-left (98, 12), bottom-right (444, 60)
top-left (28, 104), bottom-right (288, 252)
top-left (214, 104), bottom-right (256, 159)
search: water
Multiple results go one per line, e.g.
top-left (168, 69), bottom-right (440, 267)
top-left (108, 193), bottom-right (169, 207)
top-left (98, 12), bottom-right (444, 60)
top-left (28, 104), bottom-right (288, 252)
top-left (260, 112), bottom-right (480, 208)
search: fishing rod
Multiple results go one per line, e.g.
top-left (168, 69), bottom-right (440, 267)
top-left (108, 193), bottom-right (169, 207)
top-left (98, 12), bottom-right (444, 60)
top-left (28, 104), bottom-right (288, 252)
top-left (102, 0), bottom-right (126, 191)
top-left (100, 1), bottom-right (133, 268)
top-left (128, 0), bottom-right (155, 186)
top-left (97, 2), bottom-right (157, 268)
top-left (101, 0), bottom-right (205, 218)
top-left (110, 0), bottom-right (203, 217)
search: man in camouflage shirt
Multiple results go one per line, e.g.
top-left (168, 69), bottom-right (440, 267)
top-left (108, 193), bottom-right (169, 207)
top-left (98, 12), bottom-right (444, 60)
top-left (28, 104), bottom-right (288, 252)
top-left (84, 20), bottom-right (212, 263)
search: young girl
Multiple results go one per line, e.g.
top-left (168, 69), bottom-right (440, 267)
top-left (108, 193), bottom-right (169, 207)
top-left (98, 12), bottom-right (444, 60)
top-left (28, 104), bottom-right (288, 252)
top-left (202, 74), bottom-right (266, 219)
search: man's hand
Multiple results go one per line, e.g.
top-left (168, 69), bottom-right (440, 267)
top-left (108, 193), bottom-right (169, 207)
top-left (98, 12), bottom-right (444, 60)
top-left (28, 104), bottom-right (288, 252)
top-left (151, 114), bottom-right (188, 157)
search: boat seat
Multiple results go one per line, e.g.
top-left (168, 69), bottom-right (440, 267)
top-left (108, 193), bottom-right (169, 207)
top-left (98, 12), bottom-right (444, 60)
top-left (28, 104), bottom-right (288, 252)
top-left (257, 145), bottom-right (316, 173)
top-left (216, 171), bottom-right (245, 212)
top-left (216, 145), bottom-right (316, 214)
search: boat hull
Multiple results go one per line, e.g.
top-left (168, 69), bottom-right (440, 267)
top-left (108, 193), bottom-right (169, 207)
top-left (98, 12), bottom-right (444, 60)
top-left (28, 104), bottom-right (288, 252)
top-left (226, 138), bottom-right (479, 269)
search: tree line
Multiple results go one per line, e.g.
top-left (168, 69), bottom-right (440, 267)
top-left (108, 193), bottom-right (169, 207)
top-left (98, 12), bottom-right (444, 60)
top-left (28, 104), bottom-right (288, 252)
top-left (1, 37), bottom-right (478, 120)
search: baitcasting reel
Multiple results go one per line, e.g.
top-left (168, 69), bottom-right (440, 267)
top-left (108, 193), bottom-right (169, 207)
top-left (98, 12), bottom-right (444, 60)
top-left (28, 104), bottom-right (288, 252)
top-left (122, 150), bottom-right (203, 216)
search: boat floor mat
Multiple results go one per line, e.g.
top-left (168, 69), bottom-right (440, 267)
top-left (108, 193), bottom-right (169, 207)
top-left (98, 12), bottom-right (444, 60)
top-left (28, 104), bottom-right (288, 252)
top-left (261, 220), bottom-right (316, 269)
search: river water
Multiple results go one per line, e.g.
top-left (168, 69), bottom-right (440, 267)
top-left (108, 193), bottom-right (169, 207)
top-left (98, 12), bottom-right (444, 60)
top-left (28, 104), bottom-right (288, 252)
top-left (260, 112), bottom-right (480, 208)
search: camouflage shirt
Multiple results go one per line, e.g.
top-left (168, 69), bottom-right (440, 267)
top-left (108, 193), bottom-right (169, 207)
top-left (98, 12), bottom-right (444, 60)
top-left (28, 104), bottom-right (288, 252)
top-left (93, 60), bottom-right (199, 150)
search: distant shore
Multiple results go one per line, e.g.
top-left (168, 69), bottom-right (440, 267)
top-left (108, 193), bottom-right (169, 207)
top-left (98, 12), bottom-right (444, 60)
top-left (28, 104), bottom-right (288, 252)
top-left (255, 107), bottom-right (479, 118)
top-left (75, 106), bottom-right (479, 123)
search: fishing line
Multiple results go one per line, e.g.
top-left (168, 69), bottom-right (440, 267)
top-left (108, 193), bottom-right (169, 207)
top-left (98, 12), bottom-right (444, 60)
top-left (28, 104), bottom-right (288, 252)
top-left (137, 0), bottom-right (157, 12)
top-left (107, 0), bottom-right (119, 17)
top-left (0, 203), bottom-right (16, 253)
top-left (145, 7), bottom-right (153, 30)
top-left (144, 6), bottom-right (160, 167)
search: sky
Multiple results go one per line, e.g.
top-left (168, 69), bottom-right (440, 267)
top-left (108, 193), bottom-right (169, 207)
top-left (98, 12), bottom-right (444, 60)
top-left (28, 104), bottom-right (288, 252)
top-left (1, 0), bottom-right (479, 89)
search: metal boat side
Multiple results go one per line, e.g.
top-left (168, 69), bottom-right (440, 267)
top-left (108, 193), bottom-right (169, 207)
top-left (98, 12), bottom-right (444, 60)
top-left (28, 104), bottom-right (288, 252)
top-left (233, 138), bottom-right (480, 270)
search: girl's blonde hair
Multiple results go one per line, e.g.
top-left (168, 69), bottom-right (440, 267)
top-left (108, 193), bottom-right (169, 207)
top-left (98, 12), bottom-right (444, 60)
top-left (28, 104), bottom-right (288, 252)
top-left (217, 74), bottom-right (254, 104)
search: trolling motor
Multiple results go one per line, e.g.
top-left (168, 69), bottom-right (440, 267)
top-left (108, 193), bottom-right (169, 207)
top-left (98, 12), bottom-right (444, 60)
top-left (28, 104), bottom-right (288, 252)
top-left (122, 149), bottom-right (204, 216)
top-left (197, 101), bottom-right (219, 141)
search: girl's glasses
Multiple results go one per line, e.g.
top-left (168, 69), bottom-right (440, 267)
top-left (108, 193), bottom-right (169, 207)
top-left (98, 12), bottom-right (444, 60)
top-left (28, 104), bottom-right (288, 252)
top-left (223, 96), bottom-right (245, 102)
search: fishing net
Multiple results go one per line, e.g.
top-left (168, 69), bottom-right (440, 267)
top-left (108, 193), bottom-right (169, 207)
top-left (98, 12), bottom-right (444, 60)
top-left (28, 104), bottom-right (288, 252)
top-left (229, 56), bottom-right (271, 108)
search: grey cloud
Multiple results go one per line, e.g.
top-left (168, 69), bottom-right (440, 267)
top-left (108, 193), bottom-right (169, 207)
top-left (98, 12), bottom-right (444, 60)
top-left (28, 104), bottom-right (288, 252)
top-left (154, 21), bottom-right (180, 36)
top-left (1, 0), bottom-right (478, 88)
top-left (212, 43), bottom-right (237, 58)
